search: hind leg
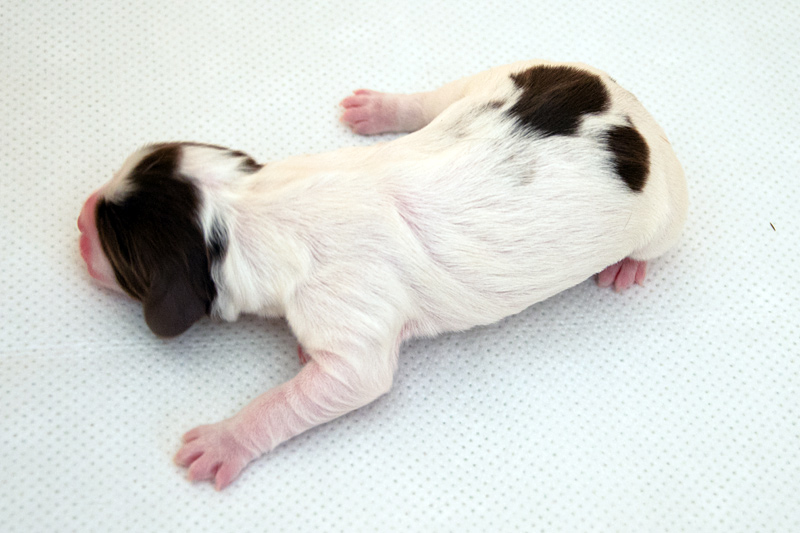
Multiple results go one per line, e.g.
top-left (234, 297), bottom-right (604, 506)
top-left (596, 257), bottom-right (647, 291)
top-left (339, 79), bottom-right (475, 135)
top-left (339, 61), bottom-right (542, 135)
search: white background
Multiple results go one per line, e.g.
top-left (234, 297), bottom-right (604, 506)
top-left (1, 0), bottom-right (797, 531)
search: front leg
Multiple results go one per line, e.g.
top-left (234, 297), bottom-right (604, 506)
top-left (174, 351), bottom-right (392, 490)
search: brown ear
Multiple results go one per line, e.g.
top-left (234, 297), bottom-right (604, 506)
top-left (143, 267), bottom-right (206, 338)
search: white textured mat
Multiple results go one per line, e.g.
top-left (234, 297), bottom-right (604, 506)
top-left (1, 1), bottom-right (798, 531)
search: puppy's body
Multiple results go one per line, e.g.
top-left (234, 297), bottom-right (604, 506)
top-left (78, 60), bottom-right (687, 489)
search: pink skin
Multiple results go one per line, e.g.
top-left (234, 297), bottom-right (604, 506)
top-left (174, 352), bottom-right (365, 491)
top-left (78, 191), bottom-right (124, 293)
top-left (340, 90), bottom-right (422, 135)
top-left (340, 90), bottom-right (397, 135)
top-left (596, 257), bottom-right (648, 291)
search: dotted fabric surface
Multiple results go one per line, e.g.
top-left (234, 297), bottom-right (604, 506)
top-left (1, 1), bottom-right (798, 531)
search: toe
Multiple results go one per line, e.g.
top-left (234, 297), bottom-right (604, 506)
top-left (174, 441), bottom-right (204, 467)
top-left (187, 454), bottom-right (222, 483)
top-left (596, 261), bottom-right (623, 288)
top-left (182, 425), bottom-right (208, 443)
top-left (341, 107), bottom-right (370, 126)
top-left (215, 461), bottom-right (246, 491)
top-left (340, 95), bottom-right (367, 109)
top-left (634, 260), bottom-right (647, 285)
top-left (597, 258), bottom-right (648, 291)
top-left (614, 258), bottom-right (639, 291)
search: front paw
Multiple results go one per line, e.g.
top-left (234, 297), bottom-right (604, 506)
top-left (174, 419), bottom-right (260, 490)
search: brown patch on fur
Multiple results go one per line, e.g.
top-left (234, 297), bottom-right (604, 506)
top-left (96, 144), bottom-right (218, 336)
top-left (604, 124), bottom-right (650, 192)
top-left (508, 65), bottom-right (609, 137)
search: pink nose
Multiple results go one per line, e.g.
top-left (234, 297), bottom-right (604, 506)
top-left (78, 192), bottom-right (99, 233)
top-left (78, 191), bottom-right (100, 270)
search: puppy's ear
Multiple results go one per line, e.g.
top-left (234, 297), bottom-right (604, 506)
top-left (143, 266), bottom-right (206, 338)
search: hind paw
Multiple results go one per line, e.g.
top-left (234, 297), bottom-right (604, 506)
top-left (596, 258), bottom-right (647, 291)
top-left (339, 89), bottom-right (403, 135)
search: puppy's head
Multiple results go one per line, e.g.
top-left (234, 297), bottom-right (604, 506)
top-left (78, 142), bottom-right (259, 337)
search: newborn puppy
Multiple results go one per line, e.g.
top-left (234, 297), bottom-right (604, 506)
top-left (77, 60), bottom-right (688, 490)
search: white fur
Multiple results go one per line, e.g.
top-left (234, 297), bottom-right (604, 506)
top-left (100, 144), bottom-right (156, 202)
top-left (92, 60), bottom-right (688, 489)
top-left (203, 60), bottom-right (686, 349)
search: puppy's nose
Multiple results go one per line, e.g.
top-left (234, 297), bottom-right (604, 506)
top-left (78, 191), bottom-right (99, 233)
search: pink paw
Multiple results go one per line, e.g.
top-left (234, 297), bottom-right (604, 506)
top-left (340, 89), bottom-right (400, 135)
top-left (596, 257), bottom-right (648, 291)
top-left (174, 419), bottom-right (259, 490)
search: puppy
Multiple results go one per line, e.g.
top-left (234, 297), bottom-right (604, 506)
top-left (77, 60), bottom-right (688, 490)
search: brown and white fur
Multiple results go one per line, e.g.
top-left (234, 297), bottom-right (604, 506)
top-left (77, 60), bottom-right (688, 490)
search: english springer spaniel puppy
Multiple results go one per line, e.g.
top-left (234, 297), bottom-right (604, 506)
top-left (78, 60), bottom-right (688, 489)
